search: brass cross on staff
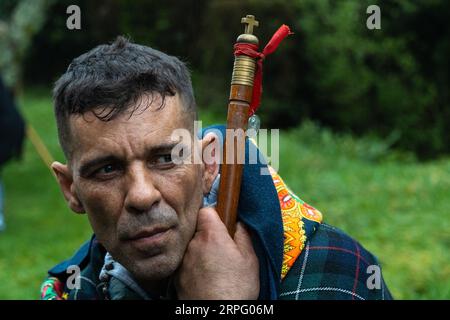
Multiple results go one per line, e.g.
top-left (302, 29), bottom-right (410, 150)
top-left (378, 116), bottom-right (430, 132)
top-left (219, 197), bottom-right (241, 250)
top-left (241, 15), bottom-right (259, 35)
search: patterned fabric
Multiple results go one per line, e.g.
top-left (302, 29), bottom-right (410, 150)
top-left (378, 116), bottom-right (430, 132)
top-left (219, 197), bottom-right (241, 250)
top-left (268, 167), bottom-right (323, 279)
top-left (279, 223), bottom-right (393, 300)
top-left (40, 277), bottom-right (67, 300)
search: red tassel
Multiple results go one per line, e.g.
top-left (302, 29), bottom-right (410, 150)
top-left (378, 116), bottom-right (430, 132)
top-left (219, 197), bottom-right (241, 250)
top-left (234, 24), bottom-right (292, 116)
top-left (263, 24), bottom-right (292, 56)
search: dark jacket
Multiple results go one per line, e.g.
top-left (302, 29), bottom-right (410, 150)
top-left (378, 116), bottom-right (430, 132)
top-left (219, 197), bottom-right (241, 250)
top-left (0, 76), bottom-right (25, 167)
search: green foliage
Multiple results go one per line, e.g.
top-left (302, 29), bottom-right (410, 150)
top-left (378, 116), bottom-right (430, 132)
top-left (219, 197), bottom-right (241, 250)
top-left (292, 0), bottom-right (450, 159)
top-left (8, 0), bottom-right (450, 158)
top-left (184, 0), bottom-right (450, 159)
top-left (0, 0), bottom-right (54, 90)
top-left (0, 91), bottom-right (449, 299)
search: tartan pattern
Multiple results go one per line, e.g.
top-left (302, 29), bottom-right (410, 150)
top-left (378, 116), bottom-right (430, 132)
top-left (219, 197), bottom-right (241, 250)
top-left (279, 223), bottom-right (393, 300)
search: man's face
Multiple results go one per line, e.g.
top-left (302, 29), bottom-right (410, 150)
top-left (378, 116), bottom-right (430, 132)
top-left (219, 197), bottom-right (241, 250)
top-left (58, 94), bottom-right (206, 286)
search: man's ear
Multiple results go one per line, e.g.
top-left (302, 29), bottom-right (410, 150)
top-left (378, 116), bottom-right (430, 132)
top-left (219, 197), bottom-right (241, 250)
top-left (200, 132), bottom-right (220, 195)
top-left (51, 161), bottom-right (85, 214)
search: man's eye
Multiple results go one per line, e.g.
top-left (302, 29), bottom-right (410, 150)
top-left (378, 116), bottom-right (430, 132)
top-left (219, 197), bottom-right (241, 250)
top-left (155, 154), bottom-right (173, 165)
top-left (94, 164), bottom-right (120, 177)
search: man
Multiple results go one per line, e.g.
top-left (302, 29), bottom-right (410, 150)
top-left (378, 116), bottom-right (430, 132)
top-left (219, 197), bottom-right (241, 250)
top-left (0, 74), bottom-right (25, 232)
top-left (40, 36), bottom-right (392, 300)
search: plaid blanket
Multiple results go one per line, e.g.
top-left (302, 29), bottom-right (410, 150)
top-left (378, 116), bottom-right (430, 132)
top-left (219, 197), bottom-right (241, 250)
top-left (280, 223), bottom-right (392, 300)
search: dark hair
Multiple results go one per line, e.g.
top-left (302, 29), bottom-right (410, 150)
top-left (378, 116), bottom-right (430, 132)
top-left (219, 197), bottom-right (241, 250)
top-left (53, 36), bottom-right (196, 159)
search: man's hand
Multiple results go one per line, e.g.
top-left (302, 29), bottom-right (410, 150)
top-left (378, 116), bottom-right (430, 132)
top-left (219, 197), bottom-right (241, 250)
top-left (175, 207), bottom-right (260, 300)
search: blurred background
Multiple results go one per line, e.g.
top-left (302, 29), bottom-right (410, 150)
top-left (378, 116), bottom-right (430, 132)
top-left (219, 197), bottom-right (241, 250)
top-left (0, 0), bottom-right (448, 299)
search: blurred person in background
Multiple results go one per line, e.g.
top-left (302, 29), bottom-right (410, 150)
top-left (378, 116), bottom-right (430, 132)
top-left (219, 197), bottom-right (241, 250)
top-left (0, 74), bottom-right (25, 232)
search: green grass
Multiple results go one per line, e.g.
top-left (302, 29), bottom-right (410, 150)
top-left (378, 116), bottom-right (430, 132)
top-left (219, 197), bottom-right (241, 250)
top-left (278, 124), bottom-right (450, 299)
top-left (0, 89), bottom-right (449, 299)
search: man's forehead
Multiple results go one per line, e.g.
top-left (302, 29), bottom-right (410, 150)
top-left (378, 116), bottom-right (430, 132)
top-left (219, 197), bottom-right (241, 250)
top-left (67, 94), bottom-right (192, 158)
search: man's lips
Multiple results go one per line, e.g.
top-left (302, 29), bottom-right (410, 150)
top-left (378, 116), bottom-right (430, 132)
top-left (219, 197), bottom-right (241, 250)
top-left (123, 226), bottom-right (173, 251)
top-left (127, 227), bottom-right (171, 241)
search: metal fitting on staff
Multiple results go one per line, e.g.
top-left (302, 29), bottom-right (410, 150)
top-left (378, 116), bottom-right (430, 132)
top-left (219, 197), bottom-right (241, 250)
top-left (231, 56), bottom-right (256, 86)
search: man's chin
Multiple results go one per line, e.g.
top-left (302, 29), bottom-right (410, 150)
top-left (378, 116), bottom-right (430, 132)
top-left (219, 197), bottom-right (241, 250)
top-left (125, 252), bottom-right (181, 283)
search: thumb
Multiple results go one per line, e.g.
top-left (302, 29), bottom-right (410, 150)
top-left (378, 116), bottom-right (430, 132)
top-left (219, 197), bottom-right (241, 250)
top-left (233, 222), bottom-right (255, 256)
top-left (196, 207), bottom-right (228, 235)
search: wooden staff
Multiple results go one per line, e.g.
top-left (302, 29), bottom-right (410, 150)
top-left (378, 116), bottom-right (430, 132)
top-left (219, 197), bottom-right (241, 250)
top-left (216, 15), bottom-right (260, 236)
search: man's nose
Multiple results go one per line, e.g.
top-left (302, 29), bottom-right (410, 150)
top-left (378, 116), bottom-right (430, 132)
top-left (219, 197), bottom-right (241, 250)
top-left (124, 164), bottom-right (161, 214)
